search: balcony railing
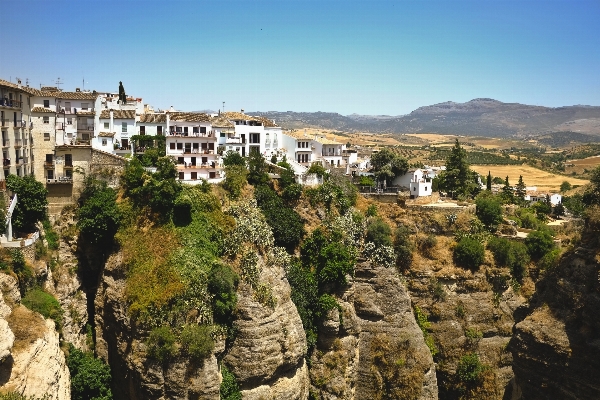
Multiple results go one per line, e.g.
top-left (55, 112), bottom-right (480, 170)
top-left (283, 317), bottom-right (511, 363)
top-left (13, 139), bottom-right (22, 147)
top-left (225, 137), bottom-right (242, 144)
top-left (168, 130), bottom-right (214, 137)
top-left (3, 159), bottom-right (10, 167)
top-left (0, 99), bottom-right (22, 108)
top-left (65, 160), bottom-right (73, 167)
top-left (44, 161), bottom-right (54, 168)
top-left (13, 120), bottom-right (25, 128)
top-left (77, 124), bottom-right (92, 131)
top-left (47, 176), bottom-right (73, 184)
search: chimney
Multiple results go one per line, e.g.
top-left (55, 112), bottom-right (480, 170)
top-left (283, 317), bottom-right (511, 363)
top-left (169, 105), bottom-right (175, 112)
top-left (76, 88), bottom-right (81, 92)
top-left (241, 109), bottom-right (244, 113)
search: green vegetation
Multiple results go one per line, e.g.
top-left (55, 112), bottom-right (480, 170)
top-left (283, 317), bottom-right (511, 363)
top-left (223, 150), bottom-right (246, 167)
top-left (454, 237), bottom-right (485, 270)
top-left (525, 228), bottom-right (555, 259)
top-left (77, 178), bottom-right (120, 245)
top-left (560, 180), bottom-right (572, 193)
top-left (438, 140), bottom-right (480, 198)
top-left (475, 195), bottom-right (503, 230)
top-left (41, 220), bottom-right (59, 250)
top-left (487, 237), bottom-right (529, 281)
top-left (307, 163), bottom-right (328, 178)
top-left (393, 225), bottom-right (413, 271)
top-left (456, 352), bottom-right (484, 384)
top-left (370, 147), bottom-right (409, 186)
top-left (220, 364), bottom-right (242, 400)
top-left (413, 306), bottom-right (437, 356)
top-left (583, 165), bottom-right (600, 206)
top-left (6, 174), bottom-right (48, 233)
top-left (146, 326), bottom-right (178, 362)
top-left (67, 344), bottom-right (113, 400)
top-left (180, 324), bottom-right (214, 360)
top-left (21, 288), bottom-right (63, 328)
top-left (365, 217), bottom-right (392, 247)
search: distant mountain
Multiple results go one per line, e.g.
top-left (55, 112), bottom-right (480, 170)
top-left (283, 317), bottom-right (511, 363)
top-left (250, 99), bottom-right (600, 139)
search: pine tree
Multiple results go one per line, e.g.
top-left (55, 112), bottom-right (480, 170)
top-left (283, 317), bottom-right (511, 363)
top-left (502, 176), bottom-right (514, 203)
top-left (515, 175), bottom-right (526, 202)
top-left (439, 139), bottom-right (475, 198)
top-left (486, 171), bottom-right (492, 191)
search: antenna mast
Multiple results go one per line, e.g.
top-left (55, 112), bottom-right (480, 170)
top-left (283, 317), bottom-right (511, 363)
top-left (55, 77), bottom-right (63, 90)
top-left (222, 101), bottom-right (225, 112)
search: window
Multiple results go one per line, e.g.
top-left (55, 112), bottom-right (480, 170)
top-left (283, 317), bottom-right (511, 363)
top-left (65, 154), bottom-right (72, 167)
top-left (47, 170), bottom-right (54, 180)
top-left (177, 157), bottom-right (184, 165)
top-left (67, 118), bottom-right (72, 125)
top-left (178, 172), bottom-right (184, 180)
top-left (140, 126), bottom-right (145, 135)
top-left (81, 133), bottom-right (90, 141)
top-left (121, 122), bottom-right (127, 133)
top-left (102, 139), bottom-right (107, 146)
top-left (176, 143), bottom-right (182, 150)
top-left (170, 142), bottom-right (175, 150)
top-left (250, 133), bottom-right (260, 144)
top-left (43, 100), bottom-right (50, 108)
top-left (193, 127), bottom-right (199, 134)
top-left (157, 126), bottom-right (163, 136)
top-left (65, 169), bottom-right (73, 178)
top-left (45, 154), bottom-right (53, 163)
top-left (43, 116), bottom-right (49, 124)
top-left (81, 103), bottom-right (89, 110)
top-left (104, 122), bottom-right (109, 129)
top-left (191, 172), bottom-right (197, 180)
top-left (65, 102), bottom-right (71, 112)
top-left (44, 132), bottom-right (50, 141)
top-left (220, 132), bottom-right (225, 137)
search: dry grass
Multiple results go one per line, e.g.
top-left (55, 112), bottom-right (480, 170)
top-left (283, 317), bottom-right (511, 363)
top-left (567, 155), bottom-right (600, 175)
top-left (470, 164), bottom-right (589, 192)
top-left (6, 305), bottom-right (47, 352)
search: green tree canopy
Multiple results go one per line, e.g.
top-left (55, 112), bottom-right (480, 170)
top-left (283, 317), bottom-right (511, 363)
top-left (247, 151), bottom-right (269, 186)
top-left (77, 178), bottom-right (120, 245)
top-left (583, 166), bottom-right (600, 206)
top-left (515, 175), bottom-right (527, 201)
top-left (6, 175), bottom-right (48, 233)
top-left (223, 150), bottom-right (245, 167)
top-left (438, 140), bottom-right (479, 198)
top-left (560, 181), bottom-right (572, 193)
top-left (475, 195), bottom-right (503, 230)
top-left (67, 344), bottom-right (113, 400)
top-left (486, 171), bottom-right (492, 191)
top-left (370, 148), bottom-right (409, 186)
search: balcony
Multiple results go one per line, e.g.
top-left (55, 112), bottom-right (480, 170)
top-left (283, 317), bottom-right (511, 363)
top-left (168, 130), bottom-right (214, 138)
top-left (64, 160), bottom-right (73, 168)
top-left (2, 140), bottom-right (8, 147)
top-left (0, 99), bottom-right (22, 109)
top-left (13, 139), bottom-right (22, 148)
top-left (226, 137), bottom-right (242, 144)
top-left (22, 156), bottom-right (28, 165)
top-left (47, 176), bottom-right (73, 184)
top-left (3, 159), bottom-right (10, 167)
top-left (44, 161), bottom-right (54, 169)
top-left (77, 124), bottom-right (92, 132)
top-left (273, 140), bottom-right (278, 147)
top-left (13, 120), bottom-right (25, 129)
top-left (265, 139), bottom-right (271, 145)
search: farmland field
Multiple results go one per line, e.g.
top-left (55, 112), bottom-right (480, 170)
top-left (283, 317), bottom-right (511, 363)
top-left (471, 164), bottom-right (589, 192)
top-left (567, 155), bottom-right (600, 175)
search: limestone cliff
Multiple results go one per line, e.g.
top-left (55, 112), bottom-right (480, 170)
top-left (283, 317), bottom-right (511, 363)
top-left (310, 261), bottom-right (438, 399)
top-left (0, 273), bottom-right (70, 400)
top-left (509, 216), bottom-right (600, 399)
top-left (95, 249), bottom-right (310, 399)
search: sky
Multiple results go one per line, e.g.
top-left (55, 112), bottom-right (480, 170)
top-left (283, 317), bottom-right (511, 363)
top-left (1, 0), bottom-right (599, 115)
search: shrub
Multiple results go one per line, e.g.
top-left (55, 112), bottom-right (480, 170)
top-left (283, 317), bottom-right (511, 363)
top-left (538, 248), bottom-right (561, 270)
top-left (222, 165), bottom-right (248, 200)
top-left (77, 180), bottom-right (120, 245)
top-left (394, 225), bottom-right (413, 271)
top-left (365, 204), bottom-right (377, 217)
top-left (42, 219), bottom-right (59, 250)
top-left (418, 234), bottom-right (438, 258)
top-left (180, 324), bottom-right (214, 360)
top-left (223, 150), bottom-right (245, 167)
top-left (475, 196), bottom-right (503, 230)
top-left (282, 183), bottom-right (303, 203)
top-left (22, 288), bottom-right (63, 328)
top-left (220, 364), bottom-right (242, 400)
top-left (365, 217), bottom-right (392, 247)
top-left (525, 229), bottom-right (555, 259)
top-left (414, 306), bottom-right (437, 356)
top-left (207, 263), bottom-right (238, 326)
top-left (146, 326), bottom-right (178, 362)
top-left (307, 163), bottom-right (328, 178)
top-left (286, 260), bottom-right (318, 349)
top-left (454, 237), bottom-right (485, 270)
top-left (66, 344), bottom-right (113, 400)
top-left (6, 174), bottom-right (48, 233)
top-left (456, 353), bottom-right (484, 384)
top-left (487, 237), bottom-right (530, 281)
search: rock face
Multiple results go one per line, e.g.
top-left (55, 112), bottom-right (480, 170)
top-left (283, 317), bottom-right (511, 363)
top-left (95, 250), bottom-right (309, 399)
top-left (0, 273), bottom-right (70, 400)
top-left (510, 236), bottom-right (600, 399)
top-left (310, 261), bottom-right (438, 399)
top-left (224, 257), bottom-right (309, 399)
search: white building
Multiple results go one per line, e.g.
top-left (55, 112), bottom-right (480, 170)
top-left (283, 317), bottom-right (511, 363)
top-left (165, 112), bottom-right (223, 183)
top-left (393, 168), bottom-right (433, 197)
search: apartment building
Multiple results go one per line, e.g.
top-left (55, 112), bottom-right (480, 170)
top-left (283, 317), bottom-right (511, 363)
top-left (0, 79), bottom-right (34, 182)
top-left (219, 112), bottom-right (281, 158)
top-left (165, 112), bottom-right (223, 183)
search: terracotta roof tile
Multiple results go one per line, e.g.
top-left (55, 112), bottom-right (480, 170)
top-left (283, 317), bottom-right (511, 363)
top-left (54, 91), bottom-right (98, 100)
top-left (314, 136), bottom-right (341, 145)
top-left (100, 109), bottom-right (136, 119)
top-left (254, 116), bottom-right (278, 127)
top-left (168, 112), bottom-right (211, 122)
top-left (139, 113), bottom-right (167, 123)
top-left (221, 111), bottom-right (259, 121)
top-left (31, 107), bottom-right (55, 113)
top-left (210, 115), bottom-right (234, 128)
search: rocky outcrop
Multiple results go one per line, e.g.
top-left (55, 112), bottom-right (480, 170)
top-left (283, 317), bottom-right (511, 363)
top-left (95, 252), bottom-right (221, 400)
top-left (310, 261), bottom-right (438, 399)
top-left (224, 257), bottom-right (309, 399)
top-left (510, 234), bottom-right (600, 399)
top-left (0, 273), bottom-right (70, 400)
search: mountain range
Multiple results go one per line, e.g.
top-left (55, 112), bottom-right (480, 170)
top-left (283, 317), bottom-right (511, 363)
top-left (250, 98), bottom-right (600, 139)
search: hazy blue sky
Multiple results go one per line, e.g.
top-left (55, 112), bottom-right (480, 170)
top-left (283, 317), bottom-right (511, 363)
top-left (2, 0), bottom-right (599, 115)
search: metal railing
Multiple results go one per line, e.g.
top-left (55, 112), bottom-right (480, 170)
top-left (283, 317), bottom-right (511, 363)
top-left (0, 99), bottom-right (22, 108)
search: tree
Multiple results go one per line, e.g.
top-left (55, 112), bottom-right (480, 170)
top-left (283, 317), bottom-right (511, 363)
top-left (118, 81), bottom-right (126, 104)
top-left (560, 181), bottom-right (572, 193)
top-left (247, 151), bottom-right (269, 186)
top-left (486, 171), bottom-right (492, 191)
top-left (370, 148), bottom-right (408, 186)
top-left (492, 176), bottom-right (505, 185)
top-left (439, 140), bottom-right (477, 198)
top-left (515, 175), bottom-right (526, 202)
top-left (77, 178), bottom-right (120, 245)
top-left (454, 237), bottom-right (485, 270)
top-left (67, 344), bottom-right (113, 400)
top-left (583, 166), bottom-right (600, 206)
top-left (365, 217), bottom-right (392, 247)
top-left (307, 163), bottom-right (328, 178)
top-left (6, 175), bottom-right (48, 233)
top-left (475, 195), bottom-right (503, 230)
top-left (501, 176), bottom-right (514, 203)
top-left (525, 229), bottom-right (555, 259)
top-left (223, 150), bottom-right (245, 167)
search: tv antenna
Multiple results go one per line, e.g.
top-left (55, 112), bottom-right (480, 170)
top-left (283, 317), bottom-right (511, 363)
top-left (55, 77), bottom-right (63, 89)
top-left (222, 101), bottom-right (225, 112)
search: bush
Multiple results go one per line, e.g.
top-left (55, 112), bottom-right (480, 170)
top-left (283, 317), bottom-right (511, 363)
top-left (475, 196), bottom-right (503, 230)
top-left (42, 219), bottom-right (59, 250)
top-left (418, 234), bottom-right (438, 258)
top-left (146, 326), bottom-right (178, 362)
top-left (207, 263), bottom-right (238, 326)
top-left (180, 324), bottom-right (214, 360)
top-left (538, 248), bottom-right (561, 270)
top-left (365, 217), bottom-right (392, 247)
top-left (67, 344), bottom-right (113, 400)
top-left (222, 165), bottom-right (248, 200)
top-left (454, 237), bottom-right (485, 270)
top-left (394, 225), bottom-right (413, 271)
top-left (6, 174), bottom-right (48, 233)
top-left (281, 183), bottom-right (303, 203)
top-left (223, 150), bottom-right (245, 167)
top-left (525, 229), bottom-right (555, 259)
top-left (286, 260), bottom-right (318, 349)
top-left (414, 306), bottom-right (437, 356)
top-left (22, 288), bottom-right (63, 328)
top-left (220, 364), bottom-right (242, 400)
top-left (456, 353), bottom-right (484, 384)
top-left (77, 180), bottom-right (120, 245)
top-left (487, 237), bottom-right (530, 281)
top-left (365, 204), bottom-right (377, 217)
